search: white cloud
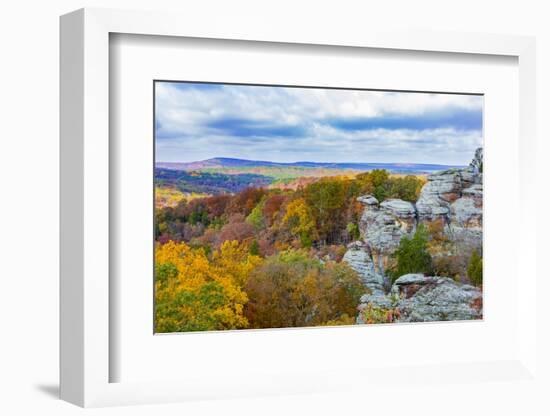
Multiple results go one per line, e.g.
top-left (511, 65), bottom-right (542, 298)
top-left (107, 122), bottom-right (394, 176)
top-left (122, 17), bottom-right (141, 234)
top-left (155, 82), bottom-right (483, 165)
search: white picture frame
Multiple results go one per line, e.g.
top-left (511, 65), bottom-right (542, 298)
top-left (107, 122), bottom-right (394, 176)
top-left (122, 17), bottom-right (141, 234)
top-left (60, 7), bottom-right (538, 408)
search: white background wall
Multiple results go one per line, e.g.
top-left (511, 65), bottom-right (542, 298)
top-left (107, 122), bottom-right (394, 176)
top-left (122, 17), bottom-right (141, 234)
top-left (0, 1), bottom-right (548, 414)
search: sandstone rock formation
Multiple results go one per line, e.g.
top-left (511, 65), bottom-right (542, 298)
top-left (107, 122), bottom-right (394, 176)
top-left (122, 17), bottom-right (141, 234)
top-left (416, 169), bottom-right (466, 221)
top-left (449, 184), bottom-right (483, 233)
top-left (356, 196), bottom-right (417, 278)
top-left (469, 147), bottom-right (483, 174)
top-left (342, 241), bottom-right (385, 295)
top-left (342, 148), bottom-right (483, 323)
top-left (417, 148), bottom-right (482, 226)
top-left (356, 273), bottom-right (483, 323)
top-left (359, 198), bottom-right (417, 248)
top-left (394, 275), bottom-right (482, 322)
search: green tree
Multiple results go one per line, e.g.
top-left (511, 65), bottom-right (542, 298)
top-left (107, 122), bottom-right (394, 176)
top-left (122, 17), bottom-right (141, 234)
top-left (155, 281), bottom-right (230, 332)
top-left (388, 175), bottom-right (424, 202)
top-left (155, 262), bottom-right (178, 285)
top-left (467, 250), bottom-right (483, 287)
top-left (246, 199), bottom-right (265, 230)
top-left (346, 222), bottom-right (360, 241)
top-left (370, 169), bottom-right (390, 201)
top-left (390, 224), bottom-right (432, 281)
top-left (249, 239), bottom-right (260, 256)
top-left (189, 207), bottom-right (209, 225)
top-left (356, 169), bottom-right (390, 201)
top-left (355, 170), bottom-right (423, 203)
top-left (304, 178), bottom-right (347, 243)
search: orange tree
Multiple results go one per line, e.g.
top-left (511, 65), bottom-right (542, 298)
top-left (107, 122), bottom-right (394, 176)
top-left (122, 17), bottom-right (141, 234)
top-left (244, 249), bottom-right (363, 329)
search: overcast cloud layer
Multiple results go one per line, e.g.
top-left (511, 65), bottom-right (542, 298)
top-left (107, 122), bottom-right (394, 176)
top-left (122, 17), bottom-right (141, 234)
top-left (155, 82), bottom-right (483, 165)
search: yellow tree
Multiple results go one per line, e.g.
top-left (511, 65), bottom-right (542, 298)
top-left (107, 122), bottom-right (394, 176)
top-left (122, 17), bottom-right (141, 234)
top-left (212, 240), bottom-right (263, 288)
top-left (155, 240), bottom-right (262, 333)
top-left (283, 198), bottom-right (317, 247)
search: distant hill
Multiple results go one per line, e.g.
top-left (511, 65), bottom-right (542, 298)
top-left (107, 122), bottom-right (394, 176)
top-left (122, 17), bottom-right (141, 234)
top-left (155, 168), bottom-right (273, 195)
top-left (156, 157), bottom-right (464, 174)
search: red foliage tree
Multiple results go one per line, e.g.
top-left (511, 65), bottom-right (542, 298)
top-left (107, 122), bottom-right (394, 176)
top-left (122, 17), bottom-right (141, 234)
top-left (262, 194), bottom-right (287, 226)
top-left (227, 187), bottom-right (266, 216)
top-left (205, 194), bottom-right (232, 218)
top-left (216, 220), bottom-right (255, 247)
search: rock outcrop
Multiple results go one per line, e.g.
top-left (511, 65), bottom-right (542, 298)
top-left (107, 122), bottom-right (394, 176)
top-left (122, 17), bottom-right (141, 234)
top-left (359, 198), bottom-right (417, 249)
top-left (415, 169), bottom-right (467, 221)
top-left (342, 148), bottom-right (483, 323)
top-left (356, 273), bottom-right (483, 323)
top-left (416, 148), bottom-right (483, 227)
top-left (453, 184), bottom-right (483, 218)
top-left (355, 196), bottom-right (417, 278)
top-left (469, 147), bottom-right (483, 174)
top-left (342, 241), bottom-right (385, 295)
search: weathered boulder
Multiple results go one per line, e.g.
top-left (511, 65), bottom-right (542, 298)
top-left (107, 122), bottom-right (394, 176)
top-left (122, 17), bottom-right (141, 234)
top-left (357, 195), bottom-right (379, 206)
top-left (342, 241), bottom-right (385, 295)
top-left (415, 149), bottom-right (483, 251)
top-left (416, 168), bottom-right (471, 221)
top-left (358, 195), bottom-right (416, 254)
top-left (380, 199), bottom-right (417, 219)
top-left (392, 272), bottom-right (435, 286)
top-left (450, 184), bottom-right (483, 229)
top-left (356, 273), bottom-right (482, 323)
top-left (357, 196), bottom-right (416, 275)
top-left (393, 274), bottom-right (482, 322)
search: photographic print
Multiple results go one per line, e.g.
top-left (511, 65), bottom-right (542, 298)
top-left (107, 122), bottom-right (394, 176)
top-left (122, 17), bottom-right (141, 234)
top-left (154, 82), bottom-right (483, 333)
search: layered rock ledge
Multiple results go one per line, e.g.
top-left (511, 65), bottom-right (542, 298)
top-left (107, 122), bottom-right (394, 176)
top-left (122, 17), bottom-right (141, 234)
top-left (356, 273), bottom-right (483, 323)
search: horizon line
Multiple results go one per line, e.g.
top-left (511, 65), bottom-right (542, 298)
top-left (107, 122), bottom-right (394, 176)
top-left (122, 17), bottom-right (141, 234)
top-left (154, 157), bottom-right (467, 167)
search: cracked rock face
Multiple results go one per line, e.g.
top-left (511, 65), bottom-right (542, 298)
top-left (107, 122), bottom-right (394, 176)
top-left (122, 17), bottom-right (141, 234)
top-left (357, 274), bottom-right (483, 323)
top-left (416, 148), bottom-right (483, 226)
top-left (416, 168), bottom-right (475, 221)
top-left (359, 197), bottom-right (416, 255)
top-left (450, 184), bottom-right (483, 229)
top-left (380, 199), bottom-right (417, 218)
top-left (392, 274), bottom-right (483, 322)
top-left (354, 196), bottom-right (417, 277)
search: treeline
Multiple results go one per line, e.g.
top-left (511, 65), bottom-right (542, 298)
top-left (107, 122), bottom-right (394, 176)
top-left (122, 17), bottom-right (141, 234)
top-left (155, 168), bottom-right (272, 194)
top-left (155, 170), bottom-right (425, 254)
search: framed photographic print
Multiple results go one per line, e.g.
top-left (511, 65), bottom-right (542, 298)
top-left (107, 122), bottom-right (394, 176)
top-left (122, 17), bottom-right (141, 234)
top-left (60, 8), bottom-right (538, 408)
top-left (153, 81), bottom-right (484, 333)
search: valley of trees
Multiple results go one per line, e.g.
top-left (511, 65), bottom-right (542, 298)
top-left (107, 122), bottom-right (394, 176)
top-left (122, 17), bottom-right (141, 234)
top-left (154, 169), bottom-right (481, 332)
top-left (155, 170), bottom-right (430, 332)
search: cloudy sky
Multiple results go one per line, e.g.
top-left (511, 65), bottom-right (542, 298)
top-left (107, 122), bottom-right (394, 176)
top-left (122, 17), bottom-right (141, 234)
top-left (155, 82), bottom-right (483, 165)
